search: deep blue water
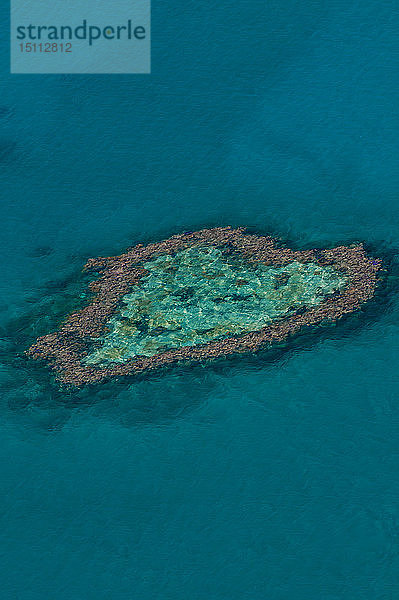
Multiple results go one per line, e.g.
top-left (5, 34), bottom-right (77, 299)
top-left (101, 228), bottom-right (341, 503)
top-left (1, 1), bottom-right (399, 598)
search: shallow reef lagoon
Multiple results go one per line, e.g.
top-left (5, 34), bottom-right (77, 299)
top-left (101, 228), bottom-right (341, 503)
top-left (85, 247), bottom-right (347, 364)
top-left (1, 1), bottom-right (399, 598)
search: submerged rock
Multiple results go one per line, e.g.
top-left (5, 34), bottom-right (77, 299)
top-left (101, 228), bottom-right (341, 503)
top-left (27, 227), bottom-right (382, 386)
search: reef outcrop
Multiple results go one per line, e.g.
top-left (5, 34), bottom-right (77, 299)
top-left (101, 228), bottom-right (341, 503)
top-left (27, 227), bottom-right (382, 386)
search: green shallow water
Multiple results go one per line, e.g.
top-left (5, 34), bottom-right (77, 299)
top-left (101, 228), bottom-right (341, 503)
top-left (85, 246), bottom-right (347, 364)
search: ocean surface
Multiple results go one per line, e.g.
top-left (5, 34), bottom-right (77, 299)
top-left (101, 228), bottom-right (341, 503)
top-left (1, 1), bottom-right (399, 598)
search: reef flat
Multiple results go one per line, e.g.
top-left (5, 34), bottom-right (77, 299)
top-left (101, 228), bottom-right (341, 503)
top-left (27, 227), bottom-right (382, 386)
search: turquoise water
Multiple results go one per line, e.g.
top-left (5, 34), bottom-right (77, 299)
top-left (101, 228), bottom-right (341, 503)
top-left (85, 247), bottom-right (347, 364)
top-left (1, 1), bottom-right (399, 598)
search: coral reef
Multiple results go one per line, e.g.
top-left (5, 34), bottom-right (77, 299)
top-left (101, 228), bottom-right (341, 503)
top-left (27, 227), bottom-right (382, 386)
